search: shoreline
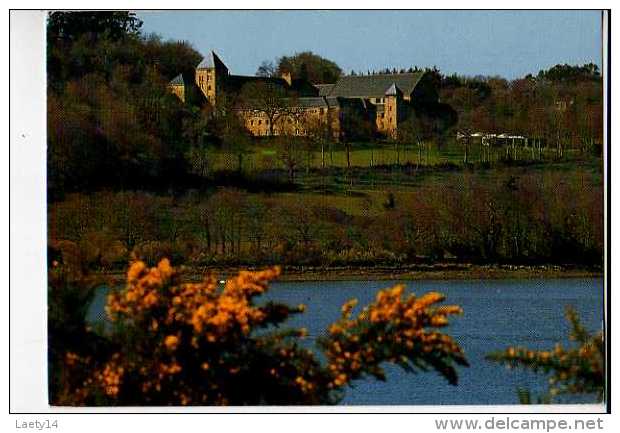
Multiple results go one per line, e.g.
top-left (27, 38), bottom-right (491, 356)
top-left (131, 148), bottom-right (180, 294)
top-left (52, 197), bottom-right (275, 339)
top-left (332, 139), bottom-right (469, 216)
top-left (99, 263), bottom-right (603, 284)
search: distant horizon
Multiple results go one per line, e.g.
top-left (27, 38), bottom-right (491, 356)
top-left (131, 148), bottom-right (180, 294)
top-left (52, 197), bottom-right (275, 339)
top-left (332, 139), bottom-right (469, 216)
top-left (138, 10), bottom-right (603, 80)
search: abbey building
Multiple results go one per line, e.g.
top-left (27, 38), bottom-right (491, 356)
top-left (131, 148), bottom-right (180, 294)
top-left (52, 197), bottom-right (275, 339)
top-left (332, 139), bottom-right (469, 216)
top-left (168, 51), bottom-right (440, 139)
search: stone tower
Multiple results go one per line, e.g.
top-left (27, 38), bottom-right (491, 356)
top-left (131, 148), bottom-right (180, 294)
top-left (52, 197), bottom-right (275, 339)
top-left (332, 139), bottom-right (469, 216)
top-left (384, 83), bottom-right (401, 138)
top-left (168, 74), bottom-right (185, 102)
top-left (195, 51), bottom-right (229, 107)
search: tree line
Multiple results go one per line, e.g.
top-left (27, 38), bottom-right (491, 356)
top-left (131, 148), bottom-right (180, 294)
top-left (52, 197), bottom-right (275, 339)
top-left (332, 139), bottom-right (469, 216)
top-left (437, 64), bottom-right (603, 154)
top-left (49, 168), bottom-right (603, 271)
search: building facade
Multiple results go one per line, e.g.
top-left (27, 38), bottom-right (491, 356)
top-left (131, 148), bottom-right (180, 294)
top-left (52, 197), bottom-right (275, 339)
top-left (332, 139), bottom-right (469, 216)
top-left (168, 51), bottom-right (439, 140)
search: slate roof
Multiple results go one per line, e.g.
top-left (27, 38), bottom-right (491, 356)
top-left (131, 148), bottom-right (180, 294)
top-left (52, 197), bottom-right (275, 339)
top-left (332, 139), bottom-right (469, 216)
top-left (291, 79), bottom-right (320, 97)
top-left (236, 96), bottom-right (330, 111)
top-left (327, 72), bottom-right (425, 98)
top-left (291, 97), bottom-right (328, 108)
top-left (169, 74), bottom-right (184, 86)
top-left (197, 51), bottom-right (226, 69)
top-left (315, 84), bottom-right (335, 96)
top-left (221, 75), bottom-right (319, 98)
top-left (384, 83), bottom-right (402, 96)
top-left (197, 56), bottom-right (214, 69)
top-left (224, 75), bottom-right (290, 94)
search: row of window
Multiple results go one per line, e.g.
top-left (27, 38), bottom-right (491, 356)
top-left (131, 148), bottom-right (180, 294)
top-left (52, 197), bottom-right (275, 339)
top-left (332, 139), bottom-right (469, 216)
top-left (249, 129), bottom-right (303, 136)
top-left (248, 113), bottom-right (391, 127)
top-left (248, 117), bottom-right (308, 127)
top-left (273, 129), bottom-right (301, 135)
top-left (248, 108), bottom-right (328, 116)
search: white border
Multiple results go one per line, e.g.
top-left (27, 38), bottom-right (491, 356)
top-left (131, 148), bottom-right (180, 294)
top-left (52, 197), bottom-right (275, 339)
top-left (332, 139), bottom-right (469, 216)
top-left (6, 4), bottom-right (614, 428)
top-left (9, 9), bottom-right (48, 415)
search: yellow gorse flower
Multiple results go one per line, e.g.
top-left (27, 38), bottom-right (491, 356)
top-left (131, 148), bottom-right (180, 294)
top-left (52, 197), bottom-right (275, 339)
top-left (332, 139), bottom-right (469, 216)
top-left (97, 260), bottom-right (284, 403)
top-left (341, 298), bottom-right (358, 318)
top-left (323, 284), bottom-right (465, 388)
top-left (66, 260), bottom-right (467, 406)
top-left (164, 335), bottom-right (179, 350)
top-left (96, 354), bottom-right (124, 397)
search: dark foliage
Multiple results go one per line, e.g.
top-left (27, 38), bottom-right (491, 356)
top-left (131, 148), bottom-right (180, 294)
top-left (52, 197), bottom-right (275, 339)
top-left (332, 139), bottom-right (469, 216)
top-left (258, 51), bottom-right (343, 84)
top-left (47, 12), bottom-right (204, 197)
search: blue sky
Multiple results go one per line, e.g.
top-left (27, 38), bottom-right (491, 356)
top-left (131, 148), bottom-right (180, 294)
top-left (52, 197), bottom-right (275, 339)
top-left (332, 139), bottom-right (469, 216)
top-left (138, 10), bottom-right (602, 79)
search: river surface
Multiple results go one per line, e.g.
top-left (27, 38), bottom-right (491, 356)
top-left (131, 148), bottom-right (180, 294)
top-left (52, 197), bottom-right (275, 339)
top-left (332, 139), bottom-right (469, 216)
top-left (87, 278), bottom-right (604, 406)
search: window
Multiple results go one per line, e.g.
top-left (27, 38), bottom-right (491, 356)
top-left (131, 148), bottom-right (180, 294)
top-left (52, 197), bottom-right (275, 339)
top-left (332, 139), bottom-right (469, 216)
top-left (258, 120), bottom-right (262, 125)
top-left (208, 85), bottom-right (212, 91)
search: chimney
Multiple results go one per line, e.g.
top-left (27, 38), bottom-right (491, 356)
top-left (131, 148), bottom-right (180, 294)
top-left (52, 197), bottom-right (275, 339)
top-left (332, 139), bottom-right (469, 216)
top-left (281, 71), bottom-right (292, 86)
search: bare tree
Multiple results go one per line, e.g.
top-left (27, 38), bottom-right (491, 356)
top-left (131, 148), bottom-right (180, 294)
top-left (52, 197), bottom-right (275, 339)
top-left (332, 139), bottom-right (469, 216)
top-left (255, 60), bottom-right (276, 77)
top-left (397, 115), bottom-right (426, 168)
top-left (339, 108), bottom-right (373, 171)
top-left (208, 189), bottom-right (247, 255)
top-left (276, 134), bottom-right (304, 183)
top-left (239, 81), bottom-right (296, 137)
top-left (304, 115), bottom-right (332, 169)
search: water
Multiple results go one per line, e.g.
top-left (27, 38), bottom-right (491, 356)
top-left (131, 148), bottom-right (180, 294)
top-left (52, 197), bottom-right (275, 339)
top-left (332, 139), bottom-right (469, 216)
top-left (87, 278), bottom-right (604, 406)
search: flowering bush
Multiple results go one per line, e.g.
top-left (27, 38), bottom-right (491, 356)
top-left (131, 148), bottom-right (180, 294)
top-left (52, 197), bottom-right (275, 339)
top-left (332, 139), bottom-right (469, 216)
top-left (486, 307), bottom-right (604, 403)
top-left (52, 259), bottom-right (467, 406)
top-left (320, 286), bottom-right (467, 387)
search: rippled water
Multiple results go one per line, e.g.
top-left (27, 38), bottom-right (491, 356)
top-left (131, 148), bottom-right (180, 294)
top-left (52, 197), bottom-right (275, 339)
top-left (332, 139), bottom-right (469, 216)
top-left (87, 278), bottom-right (604, 406)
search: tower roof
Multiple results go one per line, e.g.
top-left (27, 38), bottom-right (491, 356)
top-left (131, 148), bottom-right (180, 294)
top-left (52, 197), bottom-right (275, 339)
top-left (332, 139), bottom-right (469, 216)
top-left (196, 50), bottom-right (226, 70)
top-left (384, 83), bottom-right (402, 96)
top-left (169, 74), bottom-right (184, 85)
top-left (197, 57), bottom-right (214, 69)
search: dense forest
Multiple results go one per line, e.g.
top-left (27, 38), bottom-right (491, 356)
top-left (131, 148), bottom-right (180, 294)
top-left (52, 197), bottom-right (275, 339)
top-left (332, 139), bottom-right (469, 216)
top-left (47, 12), bottom-right (604, 271)
top-left (47, 12), bottom-right (203, 195)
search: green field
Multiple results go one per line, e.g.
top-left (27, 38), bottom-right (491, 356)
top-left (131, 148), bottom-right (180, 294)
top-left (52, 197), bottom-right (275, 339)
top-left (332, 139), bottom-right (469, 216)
top-left (210, 139), bottom-right (585, 172)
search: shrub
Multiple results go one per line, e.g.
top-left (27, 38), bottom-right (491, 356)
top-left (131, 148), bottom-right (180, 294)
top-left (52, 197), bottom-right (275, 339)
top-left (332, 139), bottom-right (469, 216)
top-left (486, 307), bottom-right (604, 403)
top-left (51, 259), bottom-right (467, 405)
